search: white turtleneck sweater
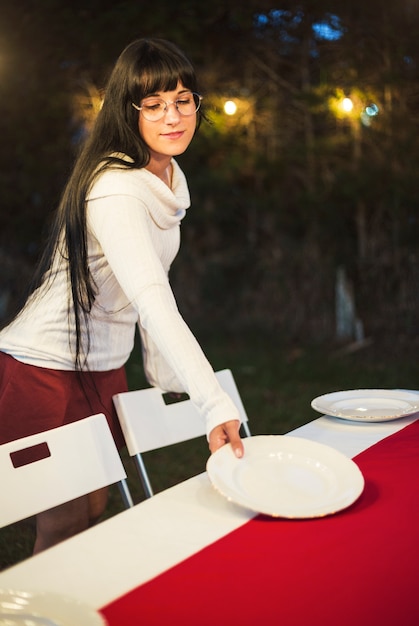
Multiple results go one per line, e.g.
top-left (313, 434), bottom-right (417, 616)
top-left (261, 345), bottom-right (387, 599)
top-left (0, 159), bottom-right (240, 437)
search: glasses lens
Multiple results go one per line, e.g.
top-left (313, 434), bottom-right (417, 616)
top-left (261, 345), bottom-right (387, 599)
top-left (176, 93), bottom-right (201, 116)
top-left (140, 97), bottom-right (166, 121)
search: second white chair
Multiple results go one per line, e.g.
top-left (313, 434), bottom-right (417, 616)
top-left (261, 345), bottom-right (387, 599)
top-left (113, 369), bottom-right (251, 498)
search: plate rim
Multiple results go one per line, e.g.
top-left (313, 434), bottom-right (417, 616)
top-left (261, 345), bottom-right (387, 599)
top-left (0, 588), bottom-right (106, 626)
top-left (311, 388), bottom-right (419, 421)
top-left (206, 434), bottom-right (364, 519)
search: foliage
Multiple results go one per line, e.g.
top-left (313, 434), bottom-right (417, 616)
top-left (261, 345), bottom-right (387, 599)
top-left (0, 0), bottom-right (418, 338)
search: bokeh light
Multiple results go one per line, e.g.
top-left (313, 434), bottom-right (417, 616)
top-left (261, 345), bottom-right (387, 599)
top-left (224, 100), bottom-right (238, 115)
top-left (341, 97), bottom-right (354, 113)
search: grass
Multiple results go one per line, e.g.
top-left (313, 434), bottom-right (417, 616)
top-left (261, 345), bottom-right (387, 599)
top-left (1, 330), bottom-right (418, 571)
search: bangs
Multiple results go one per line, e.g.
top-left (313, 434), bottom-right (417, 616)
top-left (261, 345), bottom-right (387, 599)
top-left (133, 43), bottom-right (198, 98)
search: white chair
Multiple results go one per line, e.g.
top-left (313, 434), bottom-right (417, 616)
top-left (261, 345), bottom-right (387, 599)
top-left (113, 369), bottom-right (251, 498)
top-left (0, 413), bottom-right (133, 529)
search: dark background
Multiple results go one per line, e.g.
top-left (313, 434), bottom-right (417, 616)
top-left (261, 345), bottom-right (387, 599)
top-left (1, 0), bottom-right (418, 346)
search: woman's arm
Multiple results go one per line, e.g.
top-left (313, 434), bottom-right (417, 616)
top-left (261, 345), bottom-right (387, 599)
top-left (87, 190), bottom-right (243, 454)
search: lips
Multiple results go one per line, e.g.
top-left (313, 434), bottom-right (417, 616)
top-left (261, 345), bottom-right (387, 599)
top-left (162, 131), bottom-right (184, 139)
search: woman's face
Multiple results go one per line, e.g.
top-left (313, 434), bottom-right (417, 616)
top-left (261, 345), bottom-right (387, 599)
top-left (137, 82), bottom-right (197, 162)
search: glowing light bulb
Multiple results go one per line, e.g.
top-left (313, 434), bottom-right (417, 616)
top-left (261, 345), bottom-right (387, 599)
top-left (224, 100), bottom-right (237, 115)
top-left (341, 97), bottom-right (354, 113)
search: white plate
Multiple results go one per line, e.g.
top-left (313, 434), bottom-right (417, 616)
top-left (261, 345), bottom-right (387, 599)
top-left (206, 435), bottom-right (364, 518)
top-left (0, 589), bottom-right (106, 626)
top-left (311, 389), bottom-right (419, 421)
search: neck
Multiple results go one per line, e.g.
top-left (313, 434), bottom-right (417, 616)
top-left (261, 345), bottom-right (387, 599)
top-left (146, 155), bottom-right (173, 187)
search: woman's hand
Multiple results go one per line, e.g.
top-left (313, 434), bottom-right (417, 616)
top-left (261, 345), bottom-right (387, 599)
top-left (208, 420), bottom-right (244, 458)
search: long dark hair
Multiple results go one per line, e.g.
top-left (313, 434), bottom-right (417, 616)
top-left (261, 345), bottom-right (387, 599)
top-left (24, 38), bottom-right (202, 370)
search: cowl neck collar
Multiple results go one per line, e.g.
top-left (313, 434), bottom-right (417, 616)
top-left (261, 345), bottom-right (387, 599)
top-left (89, 157), bottom-right (190, 230)
top-left (140, 159), bottom-right (190, 228)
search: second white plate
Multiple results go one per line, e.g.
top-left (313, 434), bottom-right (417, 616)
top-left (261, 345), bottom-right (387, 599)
top-left (311, 389), bottom-right (419, 421)
top-left (206, 435), bottom-right (364, 518)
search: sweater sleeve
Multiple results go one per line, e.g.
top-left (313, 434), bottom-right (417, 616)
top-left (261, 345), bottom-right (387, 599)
top-left (87, 191), bottom-right (240, 438)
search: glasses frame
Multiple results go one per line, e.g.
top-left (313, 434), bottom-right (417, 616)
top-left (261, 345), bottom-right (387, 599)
top-left (132, 92), bottom-right (203, 121)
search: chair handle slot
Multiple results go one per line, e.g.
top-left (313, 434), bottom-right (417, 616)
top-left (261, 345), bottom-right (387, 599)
top-left (162, 392), bottom-right (190, 405)
top-left (10, 441), bottom-right (51, 468)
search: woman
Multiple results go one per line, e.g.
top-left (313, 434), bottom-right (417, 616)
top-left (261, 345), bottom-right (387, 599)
top-left (0, 38), bottom-right (243, 553)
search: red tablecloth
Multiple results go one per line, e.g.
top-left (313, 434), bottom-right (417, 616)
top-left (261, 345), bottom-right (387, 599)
top-left (101, 419), bottom-right (419, 626)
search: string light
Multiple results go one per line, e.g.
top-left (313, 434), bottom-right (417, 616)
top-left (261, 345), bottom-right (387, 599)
top-left (224, 100), bottom-right (237, 115)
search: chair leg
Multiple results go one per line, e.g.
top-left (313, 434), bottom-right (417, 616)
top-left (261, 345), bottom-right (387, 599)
top-left (133, 453), bottom-right (154, 498)
top-left (118, 478), bottom-right (134, 508)
top-left (241, 422), bottom-right (252, 438)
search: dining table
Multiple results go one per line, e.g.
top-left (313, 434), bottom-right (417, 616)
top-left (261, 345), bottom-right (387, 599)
top-left (0, 406), bottom-right (419, 626)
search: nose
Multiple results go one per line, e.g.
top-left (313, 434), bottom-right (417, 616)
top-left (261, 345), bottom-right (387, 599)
top-left (164, 101), bottom-right (181, 123)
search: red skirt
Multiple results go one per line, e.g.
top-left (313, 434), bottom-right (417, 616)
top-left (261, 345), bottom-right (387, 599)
top-left (0, 351), bottom-right (128, 449)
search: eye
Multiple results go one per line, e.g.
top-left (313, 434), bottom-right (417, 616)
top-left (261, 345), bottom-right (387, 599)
top-left (177, 95), bottom-right (193, 107)
top-left (142, 99), bottom-right (165, 111)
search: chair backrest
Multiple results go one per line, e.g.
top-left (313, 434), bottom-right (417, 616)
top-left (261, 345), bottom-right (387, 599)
top-left (113, 369), bottom-right (250, 455)
top-left (0, 413), bottom-right (131, 528)
top-left (113, 369), bottom-right (251, 497)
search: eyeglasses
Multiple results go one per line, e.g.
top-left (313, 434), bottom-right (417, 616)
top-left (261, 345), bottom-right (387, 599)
top-left (132, 92), bottom-right (203, 122)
